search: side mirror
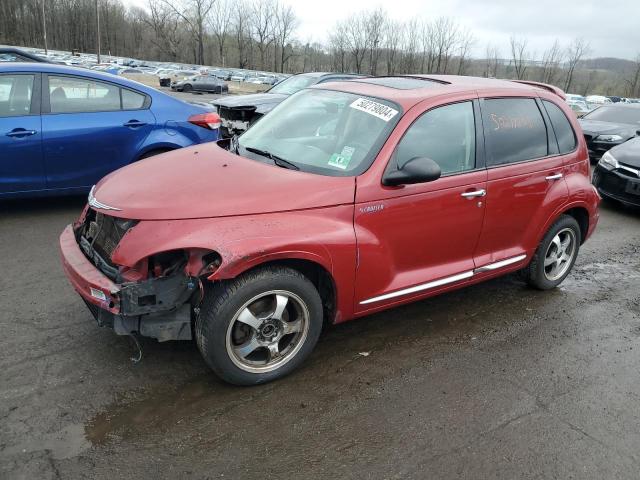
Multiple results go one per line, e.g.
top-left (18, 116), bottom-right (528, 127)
top-left (383, 157), bottom-right (442, 187)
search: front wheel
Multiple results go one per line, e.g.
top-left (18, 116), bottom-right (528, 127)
top-left (182, 84), bottom-right (192, 92)
top-left (195, 266), bottom-right (323, 385)
top-left (523, 215), bottom-right (581, 290)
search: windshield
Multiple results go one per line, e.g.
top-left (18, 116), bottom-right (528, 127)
top-left (238, 89), bottom-right (401, 176)
top-left (268, 75), bottom-right (318, 95)
top-left (584, 106), bottom-right (640, 125)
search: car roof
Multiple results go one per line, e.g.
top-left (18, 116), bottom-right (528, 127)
top-left (313, 75), bottom-right (566, 110)
top-left (0, 62), bottom-right (159, 92)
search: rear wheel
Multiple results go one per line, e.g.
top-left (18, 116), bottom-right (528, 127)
top-left (523, 215), bottom-right (581, 290)
top-left (195, 266), bottom-right (323, 385)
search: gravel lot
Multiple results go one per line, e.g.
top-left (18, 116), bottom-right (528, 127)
top-left (1, 195), bottom-right (640, 479)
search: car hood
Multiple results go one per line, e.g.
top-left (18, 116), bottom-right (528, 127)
top-left (579, 119), bottom-right (638, 138)
top-left (91, 143), bottom-right (355, 221)
top-left (610, 137), bottom-right (640, 168)
top-left (211, 93), bottom-right (287, 109)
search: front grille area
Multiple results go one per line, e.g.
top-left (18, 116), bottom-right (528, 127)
top-left (77, 209), bottom-right (138, 278)
top-left (594, 168), bottom-right (640, 206)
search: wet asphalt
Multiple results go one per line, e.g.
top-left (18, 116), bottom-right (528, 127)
top-left (1, 196), bottom-right (640, 479)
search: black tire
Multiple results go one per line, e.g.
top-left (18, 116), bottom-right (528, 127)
top-left (522, 215), bottom-right (581, 290)
top-left (195, 266), bottom-right (323, 385)
top-left (182, 84), bottom-right (192, 92)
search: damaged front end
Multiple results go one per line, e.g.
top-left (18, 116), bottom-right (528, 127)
top-left (72, 208), bottom-right (214, 342)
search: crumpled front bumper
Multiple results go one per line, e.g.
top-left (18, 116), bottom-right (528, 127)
top-left (59, 224), bottom-right (196, 341)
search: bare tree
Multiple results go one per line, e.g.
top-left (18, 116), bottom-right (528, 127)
top-left (484, 44), bottom-right (500, 78)
top-left (541, 39), bottom-right (564, 84)
top-left (159, 0), bottom-right (214, 64)
top-left (402, 19), bottom-right (420, 73)
top-left (456, 28), bottom-right (474, 75)
top-left (624, 54), bottom-right (640, 98)
top-left (384, 19), bottom-right (404, 75)
top-left (329, 29), bottom-right (348, 73)
top-left (345, 14), bottom-right (368, 73)
top-left (509, 36), bottom-right (529, 80)
top-left (146, 0), bottom-right (184, 61)
top-left (564, 38), bottom-right (590, 92)
top-left (251, 0), bottom-right (275, 71)
top-left (209, 0), bottom-right (232, 66)
top-left (432, 17), bottom-right (458, 74)
top-left (273, 2), bottom-right (297, 72)
top-left (232, 0), bottom-right (251, 69)
top-left (365, 8), bottom-right (386, 75)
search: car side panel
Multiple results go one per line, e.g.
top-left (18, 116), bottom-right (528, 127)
top-left (111, 206), bottom-right (358, 323)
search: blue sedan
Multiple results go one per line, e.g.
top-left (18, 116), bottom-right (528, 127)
top-left (0, 63), bottom-right (220, 198)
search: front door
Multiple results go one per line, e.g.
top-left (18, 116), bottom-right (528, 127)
top-left (354, 100), bottom-right (487, 311)
top-left (0, 73), bottom-right (45, 194)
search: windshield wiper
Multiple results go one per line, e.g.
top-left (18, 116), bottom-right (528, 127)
top-left (243, 146), bottom-right (299, 170)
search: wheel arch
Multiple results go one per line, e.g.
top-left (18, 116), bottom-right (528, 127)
top-left (210, 255), bottom-right (338, 325)
top-left (562, 206), bottom-right (589, 244)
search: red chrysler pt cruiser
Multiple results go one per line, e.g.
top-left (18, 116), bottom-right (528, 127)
top-left (60, 76), bottom-right (600, 385)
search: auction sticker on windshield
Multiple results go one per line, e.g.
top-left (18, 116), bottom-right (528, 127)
top-left (350, 98), bottom-right (398, 122)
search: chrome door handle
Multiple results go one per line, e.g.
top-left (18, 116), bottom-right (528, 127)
top-left (6, 129), bottom-right (37, 137)
top-left (461, 189), bottom-right (486, 198)
top-left (545, 173), bottom-right (563, 181)
top-left (123, 120), bottom-right (147, 128)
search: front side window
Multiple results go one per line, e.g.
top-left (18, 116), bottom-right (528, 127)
top-left (49, 75), bottom-right (120, 113)
top-left (238, 89), bottom-right (401, 176)
top-left (0, 74), bottom-right (34, 117)
top-left (482, 98), bottom-right (548, 166)
top-left (392, 101), bottom-right (476, 175)
top-left (543, 100), bottom-right (577, 154)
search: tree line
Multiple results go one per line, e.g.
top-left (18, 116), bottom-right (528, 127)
top-left (1, 0), bottom-right (639, 96)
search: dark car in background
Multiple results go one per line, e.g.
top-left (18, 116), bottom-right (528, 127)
top-left (579, 104), bottom-right (640, 162)
top-left (0, 63), bottom-right (220, 198)
top-left (171, 75), bottom-right (228, 94)
top-left (592, 137), bottom-right (640, 207)
top-left (210, 72), bottom-right (366, 137)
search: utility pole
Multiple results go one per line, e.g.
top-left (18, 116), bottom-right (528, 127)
top-left (96, 0), bottom-right (101, 63)
top-left (41, 0), bottom-right (48, 55)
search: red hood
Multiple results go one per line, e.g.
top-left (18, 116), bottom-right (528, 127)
top-left (92, 143), bottom-right (356, 220)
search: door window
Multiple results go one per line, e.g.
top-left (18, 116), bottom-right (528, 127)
top-left (482, 98), bottom-right (548, 166)
top-left (49, 75), bottom-right (121, 113)
top-left (0, 74), bottom-right (34, 117)
top-left (542, 100), bottom-right (577, 154)
top-left (122, 89), bottom-right (145, 110)
top-left (393, 101), bottom-right (476, 175)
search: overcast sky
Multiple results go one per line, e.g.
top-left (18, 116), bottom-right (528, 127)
top-left (123, 0), bottom-right (639, 60)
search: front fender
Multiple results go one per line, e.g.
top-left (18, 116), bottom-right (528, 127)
top-left (112, 205), bottom-right (357, 321)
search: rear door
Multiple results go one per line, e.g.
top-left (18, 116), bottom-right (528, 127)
top-left (473, 96), bottom-right (568, 269)
top-left (41, 74), bottom-right (154, 190)
top-left (0, 72), bottom-right (45, 194)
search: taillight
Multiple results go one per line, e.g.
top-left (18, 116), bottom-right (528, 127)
top-left (188, 112), bottom-right (221, 130)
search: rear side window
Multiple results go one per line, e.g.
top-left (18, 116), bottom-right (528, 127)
top-left (482, 98), bottom-right (548, 166)
top-left (543, 100), bottom-right (577, 153)
top-left (122, 89), bottom-right (145, 110)
top-left (49, 75), bottom-right (120, 113)
top-left (0, 74), bottom-right (34, 117)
